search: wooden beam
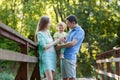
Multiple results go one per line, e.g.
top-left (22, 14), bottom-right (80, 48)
top-left (115, 51), bottom-right (120, 78)
top-left (101, 63), bottom-right (104, 80)
top-left (107, 62), bottom-right (111, 80)
top-left (96, 69), bottom-right (119, 80)
top-left (0, 22), bottom-right (41, 80)
top-left (75, 78), bottom-right (96, 80)
top-left (0, 22), bottom-right (37, 49)
top-left (30, 50), bottom-right (41, 80)
top-left (15, 44), bottom-right (29, 80)
top-left (97, 50), bottom-right (116, 59)
top-left (0, 49), bottom-right (38, 63)
top-left (30, 63), bottom-right (40, 80)
top-left (96, 58), bottom-right (120, 63)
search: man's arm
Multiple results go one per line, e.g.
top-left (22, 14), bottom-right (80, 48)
top-left (56, 39), bottom-right (78, 50)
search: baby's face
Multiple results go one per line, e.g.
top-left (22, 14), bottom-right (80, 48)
top-left (58, 25), bottom-right (65, 32)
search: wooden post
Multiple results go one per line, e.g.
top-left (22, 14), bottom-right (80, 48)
top-left (30, 50), bottom-right (40, 80)
top-left (106, 62), bottom-right (111, 80)
top-left (15, 43), bottom-right (28, 80)
top-left (115, 50), bottom-right (120, 80)
top-left (101, 63), bottom-right (104, 80)
top-left (30, 63), bottom-right (40, 80)
top-left (96, 63), bottom-right (100, 80)
top-left (0, 22), bottom-right (39, 80)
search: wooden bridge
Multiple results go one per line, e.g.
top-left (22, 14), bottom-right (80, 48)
top-left (96, 48), bottom-right (120, 80)
top-left (0, 22), bottom-right (40, 80)
top-left (0, 22), bottom-right (120, 80)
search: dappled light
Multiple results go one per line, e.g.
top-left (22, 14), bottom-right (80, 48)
top-left (0, 0), bottom-right (120, 80)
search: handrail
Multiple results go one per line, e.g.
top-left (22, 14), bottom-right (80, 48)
top-left (0, 49), bottom-right (38, 63)
top-left (0, 22), bottom-right (40, 80)
top-left (0, 22), bottom-right (37, 49)
top-left (96, 48), bottom-right (120, 80)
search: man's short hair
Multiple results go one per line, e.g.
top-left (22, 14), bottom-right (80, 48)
top-left (66, 15), bottom-right (78, 24)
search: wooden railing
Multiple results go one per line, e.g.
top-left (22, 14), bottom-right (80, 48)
top-left (96, 49), bottom-right (120, 80)
top-left (0, 22), bottom-right (40, 80)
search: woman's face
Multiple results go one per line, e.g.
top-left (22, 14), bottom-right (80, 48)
top-left (46, 22), bottom-right (51, 30)
top-left (44, 18), bottom-right (51, 30)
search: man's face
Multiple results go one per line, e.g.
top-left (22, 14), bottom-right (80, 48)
top-left (66, 20), bottom-right (75, 29)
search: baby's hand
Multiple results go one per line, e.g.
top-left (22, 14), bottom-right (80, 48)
top-left (61, 37), bottom-right (66, 42)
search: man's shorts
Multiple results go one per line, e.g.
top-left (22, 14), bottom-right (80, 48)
top-left (61, 58), bottom-right (76, 78)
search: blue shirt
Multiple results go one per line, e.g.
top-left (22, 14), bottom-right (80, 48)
top-left (64, 26), bottom-right (85, 60)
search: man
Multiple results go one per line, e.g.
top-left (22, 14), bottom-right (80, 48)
top-left (57, 15), bottom-right (85, 80)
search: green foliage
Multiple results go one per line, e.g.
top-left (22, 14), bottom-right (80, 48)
top-left (0, 0), bottom-right (120, 78)
top-left (0, 36), bottom-right (20, 51)
top-left (0, 72), bottom-right (14, 80)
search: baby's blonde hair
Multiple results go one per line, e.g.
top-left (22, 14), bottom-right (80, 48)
top-left (57, 22), bottom-right (67, 28)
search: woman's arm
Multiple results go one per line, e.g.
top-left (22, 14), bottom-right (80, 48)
top-left (37, 32), bottom-right (60, 50)
top-left (44, 39), bottom-right (60, 50)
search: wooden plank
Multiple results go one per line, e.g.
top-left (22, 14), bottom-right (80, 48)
top-left (97, 50), bottom-right (116, 56)
top-left (115, 51), bottom-right (120, 78)
top-left (96, 58), bottom-right (120, 63)
top-left (107, 62), bottom-right (111, 80)
top-left (75, 78), bottom-right (96, 80)
top-left (15, 44), bottom-right (29, 80)
top-left (0, 49), bottom-right (38, 63)
top-left (96, 69), bottom-right (119, 80)
top-left (97, 50), bottom-right (116, 59)
top-left (101, 63), bottom-right (104, 80)
top-left (96, 63), bottom-right (101, 80)
top-left (117, 49), bottom-right (120, 53)
top-left (0, 28), bottom-right (26, 44)
top-left (30, 50), bottom-right (40, 80)
top-left (0, 22), bottom-right (37, 49)
top-left (30, 63), bottom-right (40, 80)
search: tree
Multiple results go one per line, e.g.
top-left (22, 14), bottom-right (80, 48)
top-left (0, 0), bottom-right (120, 78)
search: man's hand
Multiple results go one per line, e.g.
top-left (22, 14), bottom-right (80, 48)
top-left (56, 39), bottom-right (78, 50)
top-left (56, 44), bottom-right (61, 51)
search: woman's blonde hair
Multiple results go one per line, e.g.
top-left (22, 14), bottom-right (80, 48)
top-left (34, 16), bottom-right (50, 42)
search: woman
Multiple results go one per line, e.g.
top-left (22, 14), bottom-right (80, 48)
top-left (35, 16), bottom-right (60, 80)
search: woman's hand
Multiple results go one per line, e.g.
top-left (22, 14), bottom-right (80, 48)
top-left (54, 39), bottom-right (60, 44)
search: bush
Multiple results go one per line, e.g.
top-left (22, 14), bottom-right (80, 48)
top-left (0, 72), bottom-right (14, 80)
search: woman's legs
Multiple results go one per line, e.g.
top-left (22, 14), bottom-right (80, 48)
top-left (52, 71), bottom-right (55, 80)
top-left (63, 78), bottom-right (69, 80)
top-left (45, 70), bottom-right (55, 80)
top-left (45, 70), bottom-right (53, 80)
top-left (69, 78), bottom-right (75, 80)
top-left (63, 78), bottom-right (75, 80)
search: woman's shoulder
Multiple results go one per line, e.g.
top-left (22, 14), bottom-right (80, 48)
top-left (37, 31), bottom-right (44, 38)
top-left (37, 31), bottom-right (43, 34)
top-left (47, 30), bottom-right (51, 34)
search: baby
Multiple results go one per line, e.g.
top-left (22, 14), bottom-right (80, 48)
top-left (53, 22), bottom-right (67, 58)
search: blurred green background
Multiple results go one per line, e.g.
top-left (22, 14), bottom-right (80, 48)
top-left (0, 0), bottom-right (120, 79)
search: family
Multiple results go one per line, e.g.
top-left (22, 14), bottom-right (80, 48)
top-left (34, 15), bottom-right (85, 80)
